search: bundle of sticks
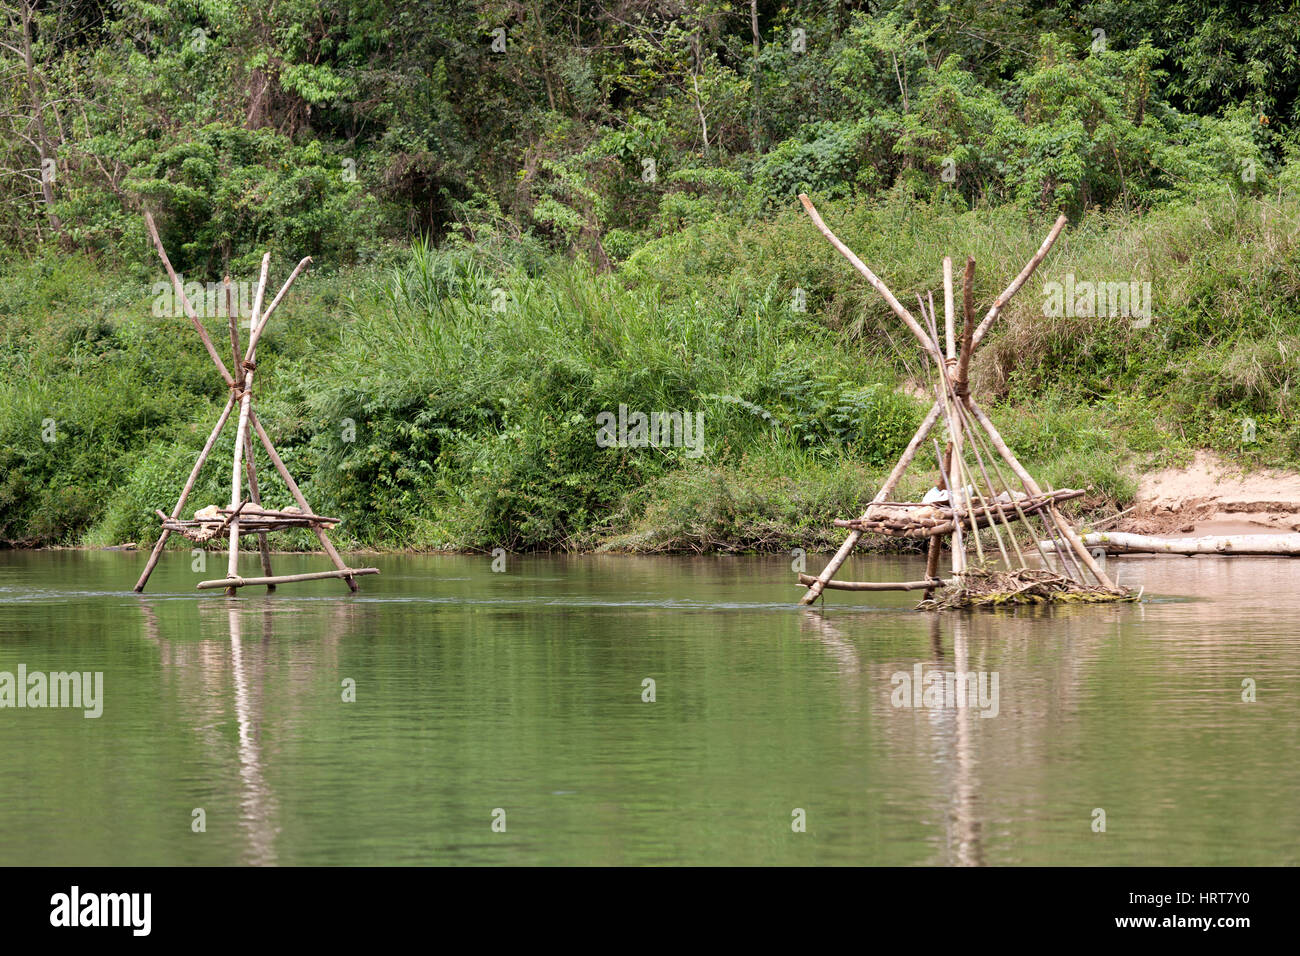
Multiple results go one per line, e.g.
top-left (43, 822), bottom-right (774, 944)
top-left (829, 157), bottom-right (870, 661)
top-left (834, 489), bottom-right (1085, 539)
top-left (157, 504), bottom-right (341, 542)
top-left (916, 568), bottom-right (1137, 610)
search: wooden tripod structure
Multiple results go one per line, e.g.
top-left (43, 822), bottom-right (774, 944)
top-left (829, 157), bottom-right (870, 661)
top-left (133, 212), bottom-right (378, 595)
top-left (794, 194), bottom-right (1127, 608)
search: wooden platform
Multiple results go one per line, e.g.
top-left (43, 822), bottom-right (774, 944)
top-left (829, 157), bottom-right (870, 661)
top-left (832, 489), bottom-right (1085, 539)
top-left (158, 505), bottom-right (341, 542)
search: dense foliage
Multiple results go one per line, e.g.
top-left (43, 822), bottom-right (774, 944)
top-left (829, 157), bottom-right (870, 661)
top-left (1, 1), bottom-right (1298, 550)
top-left (4, 1), bottom-right (1294, 264)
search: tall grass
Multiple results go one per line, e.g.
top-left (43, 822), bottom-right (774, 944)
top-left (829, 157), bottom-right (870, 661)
top-left (302, 238), bottom-right (913, 549)
top-left (2, 187), bottom-right (1297, 551)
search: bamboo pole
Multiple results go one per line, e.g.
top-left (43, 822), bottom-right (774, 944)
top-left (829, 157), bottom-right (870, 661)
top-left (927, 294), bottom-right (982, 566)
top-left (250, 411), bottom-right (359, 592)
top-left (245, 256), bottom-right (312, 359)
top-left (925, 290), bottom-right (1012, 569)
top-left (921, 526), bottom-right (943, 596)
top-left (940, 384), bottom-right (1011, 568)
top-left (798, 193), bottom-right (943, 363)
top-left (956, 257), bottom-right (976, 398)
top-left (225, 253), bottom-right (270, 595)
top-left (943, 257), bottom-right (956, 361)
top-left (919, 294), bottom-right (979, 568)
top-left (142, 211), bottom-right (234, 386)
top-left (954, 397), bottom-right (1078, 580)
top-left (971, 214), bottom-right (1067, 348)
top-left (198, 567), bottom-right (380, 590)
top-left (133, 393), bottom-right (236, 592)
top-left (954, 394), bottom-right (1080, 579)
top-left (953, 398), bottom-right (1021, 568)
top-left (243, 433), bottom-right (275, 590)
top-left (934, 440), bottom-right (965, 573)
top-left (798, 400), bottom-right (942, 604)
top-left (922, 442), bottom-right (950, 599)
top-left (225, 276), bottom-right (242, 374)
top-left (226, 277), bottom-right (274, 589)
top-left (967, 399), bottom-right (1118, 589)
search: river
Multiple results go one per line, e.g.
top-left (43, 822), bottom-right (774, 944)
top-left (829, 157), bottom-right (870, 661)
top-left (0, 549), bottom-right (1295, 865)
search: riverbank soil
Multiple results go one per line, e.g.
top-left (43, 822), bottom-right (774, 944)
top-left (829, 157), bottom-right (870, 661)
top-left (1119, 452), bottom-right (1300, 537)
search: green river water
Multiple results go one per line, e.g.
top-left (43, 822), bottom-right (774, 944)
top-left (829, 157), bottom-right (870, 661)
top-left (0, 549), bottom-right (1296, 866)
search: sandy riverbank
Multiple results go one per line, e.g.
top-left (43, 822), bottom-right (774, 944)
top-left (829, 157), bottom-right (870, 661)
top-left (1114, 452), bottom-right (1300, 537)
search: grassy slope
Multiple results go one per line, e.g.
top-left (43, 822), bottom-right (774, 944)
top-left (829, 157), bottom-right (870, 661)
top-left (1, 189), bottom-right (1296, 553)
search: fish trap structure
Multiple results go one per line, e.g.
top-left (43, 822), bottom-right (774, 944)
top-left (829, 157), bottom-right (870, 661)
top-left (133, 212), bottom-right (378, 595)
top-left (793, 194), bottom-right (1132, 610)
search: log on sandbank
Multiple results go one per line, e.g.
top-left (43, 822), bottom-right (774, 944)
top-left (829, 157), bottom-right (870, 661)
top-left (1042, 531), bottom-right (1300, 556)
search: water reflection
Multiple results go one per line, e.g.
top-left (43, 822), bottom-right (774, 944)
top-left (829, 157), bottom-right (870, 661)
top-left (224, 602), bottom-right (278, 865)
top-left (137, 597), bottom-right (369, 865)
top-left (798, 610), bottom-right (861, 699)
top-left (0, 549), bottom-right (1295, 865)
top-left (947, 616), bottom-right (983, 867)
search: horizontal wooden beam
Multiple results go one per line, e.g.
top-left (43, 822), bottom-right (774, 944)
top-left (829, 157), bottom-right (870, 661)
top-left (197, 568), bottom-right (379, 590)
top-left (217, 506), bottom-right (343, 523)
top-left (833, 489), bottom-right (1086, 537)
top-left (797, 573), bottom-right (953, 592)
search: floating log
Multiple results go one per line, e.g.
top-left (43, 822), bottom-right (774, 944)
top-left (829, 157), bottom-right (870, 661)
top-left (197, 568), bottom-right (380, 590)
top-left (1045, 531), bottom-right (1300, 556)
